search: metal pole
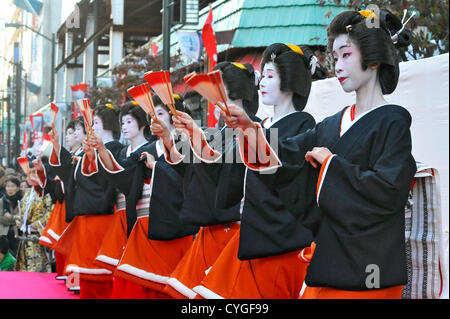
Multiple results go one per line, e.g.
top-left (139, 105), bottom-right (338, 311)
top-left (15, 62), bottom-right (22, 161)
top-left (93, 0), bottom-right (99, 81)
top-left (6, 94), bottom-right (11, 167)
top-left (6, 76), bottom-right (11, 166)
top-left (162, 0), bottom-right (171, 70)
top-left (24, 72), bottom-right (27, 120)
top-left (50, 33), bottom-right (55, 101)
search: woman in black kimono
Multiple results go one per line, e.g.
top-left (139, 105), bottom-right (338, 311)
top-left (35, 119), bottom-right (86, 281)
top-left (195, 44), bottom-right (323, 299)
top-left (48, 108), bottom-right (122, 299)
top-left (161, 44), bottom-right (323, 299)
top-left (84, 101), bottom-right (153, 298)
top-left (152, 62), bottom-right (261, 299)
top-left (87, 96), bottom-right (197, 298)
top-left (219, 9), bottom-right (416, 299)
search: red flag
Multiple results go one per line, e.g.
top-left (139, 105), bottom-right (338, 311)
top-left (22, 131), bottom-right (28, 151)
top-left (71, 83), bottom-right (88, 119)
top-left (202, 9), bottom-right (218, 70)
top-left (30, 113), bottom-right (44, 142)
top-left (202, 9), bottom-right (219, 127)
top-left (152, 43), bottom-right (159, 57)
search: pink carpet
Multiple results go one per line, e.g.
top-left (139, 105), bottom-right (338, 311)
top-left (0, 271), bottom-right (80, 299)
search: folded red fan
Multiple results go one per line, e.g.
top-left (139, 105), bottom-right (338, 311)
top-left (184, 70), bottom-right (230, 115)
top-left (144, 71), bottom-right (178, 118)
top-left (17, 157), bottom-right (31, 175)
top-left (209, 70), bottom-right (228, 109)
top-left (50, 103), bottom-right (59, 127)
top-left (127, 83), bottom-right (159, 122)
top-left (75, 98), bottom-right (94, 134)
top-left (184, 72), bottom-right (197, 83)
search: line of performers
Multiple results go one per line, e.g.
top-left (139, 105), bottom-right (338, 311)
top-left (32, 9), bottom-right (417, 299)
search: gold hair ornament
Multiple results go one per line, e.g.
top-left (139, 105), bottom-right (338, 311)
top-left (232, 62), bottom-right (247, 70)
top-left (358, 10), bottom-right (378, 19)
top-left (286, 44), bottom-right (304, 56)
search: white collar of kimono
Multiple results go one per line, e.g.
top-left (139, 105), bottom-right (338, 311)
top-left (263, 110), bottom-right (299, 129)
top-left (340, 103), bottom-right (389, 137)
top-left (73, 147), bottom-right (83, 156)
top-left (155, 139), bottom-right (164, 158)
top-left (127, 141), bottom-right (147, 157)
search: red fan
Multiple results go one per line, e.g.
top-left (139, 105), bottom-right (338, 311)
top-left (185, 73), bottom-right (221, 106)
top-left (184, 70), bottom-right (230, 115)
top-left (50, 102), bottom-right (59, 128)
top-left (208, 70), bottom-right (230, 115)
top-left (127, 83), bottom-right (159, 123)
top-left (144, 71), bottom-right (178, 119)
top-left (183, 72), bottom-right (197, 83)
top-left (75, 98), bottom-right (94, 135)
top-left (17, 157), bottom-right (31, 175)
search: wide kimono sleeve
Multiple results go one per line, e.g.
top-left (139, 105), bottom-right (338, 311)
top-left (317, 118), bottom-right (417, 233)
top-left (80, 141), bottom-right (123, 177)
top-left (306, 115), bottom-right (417, 290)
top-left (179, 127), bottom-right (243, 226)
top-left (147, 160), bottom-right (199, 240)
top-left (97, 147), bottom-right (134, 195)
top-left (43, 177), bottom-right (65, 204)
top-left (97, 146), bottom-right (147, 235)
top-left (236, 116), bottom-right (319, 259)
top-left (48, 146), bottom-right (75, 185)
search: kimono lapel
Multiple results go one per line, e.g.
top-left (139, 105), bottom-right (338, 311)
top-left (330, 105), bottom-right (389, 158)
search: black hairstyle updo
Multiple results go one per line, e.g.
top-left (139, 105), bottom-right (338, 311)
top-left (260, 43), bottom-right (320, 111)
top-left (66, 119), bottom-right (77, 132)
top-left (93, 104), bottom-right (121, 140)
top-left (120, 101), bottom-right (152, 141)
top-left (74, 116), bottom-right (86, 135)
top-left (151, 93), bottom-right (191, 124)
top-left (212, 61), bottom-right (259, 116)
top-left (327, 9), bottom-right (413, 94)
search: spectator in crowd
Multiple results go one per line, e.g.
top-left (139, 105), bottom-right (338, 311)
top-left (14, 170), bottom-right (53, 272)
top-left (0, 176), bottom-right (22, 256)
top-left (20, 179), bottom-right (29, 196)
top-left (0, 167), bottom-right (6, 198)
top-left (0, 235), bottom-right (15, 271)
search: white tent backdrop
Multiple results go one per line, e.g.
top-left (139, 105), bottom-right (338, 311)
top-left (256, 53), bottom-right (449, 298)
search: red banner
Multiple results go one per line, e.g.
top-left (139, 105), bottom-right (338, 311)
top-left (71, 83), bottom-right (88, 119)
top-left (202, 9), bottom-right (219, 128)
top-left (30, 113), bottom-right (44, 142)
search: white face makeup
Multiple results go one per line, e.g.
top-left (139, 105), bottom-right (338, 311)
top-left (332, 34), bottom-right (377, 93)
top-left (73, 124), bottom-right (86, 145)
top-left (65, 128), bottom-right (77, 149)
top-left (259, 62), bottom-right (290, 106)
top-left (154, 105), bottom-right (173, 131)
top-left (121, 114), bottom-right (142, 141)
top-left (92, 115), bottom-right (104, 137)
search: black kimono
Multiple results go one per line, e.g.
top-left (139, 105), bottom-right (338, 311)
top-left (174, 115), bottom-right (261, 227)
top-left (40, 163), bottom-right (65, 205)
top-left (100, 141), bottom-right (198, 239)
top-left (274, 104), bottom-right (417, 290)
top-left (236, 111), bottom-right (316, 259)
top-left (49, 141), bottom-right (122, 222)
top-left (100, 139), bottom-right (197, 291)
top-left (191, 111), bottom-right (317, 299)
